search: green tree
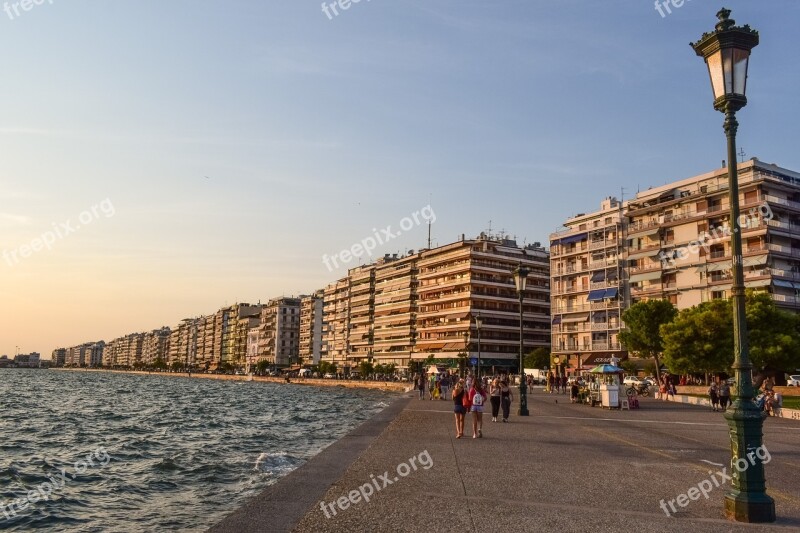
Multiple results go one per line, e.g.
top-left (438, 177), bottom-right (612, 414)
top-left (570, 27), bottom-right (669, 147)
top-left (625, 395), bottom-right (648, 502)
top-left (255, 359), bottom-right (270, 374)
top-left (618, 299), bottom-right (677, 381)
top-left (171, 361), bottom-right (183, 372)
top-left (318, 361), bottom-right (337, 375)
top-left (620, 359), bottom-right (638, 376)
top-left (358, 361), bottom-right (374, 378)
top-left (152, 358), bottom-right (168, 371)
top-left (524, 347), bottom-right (550, 369)
top-left (661, 299), bottom-right (733, 375)
top-left (744, 291), bottom-right (800, 385)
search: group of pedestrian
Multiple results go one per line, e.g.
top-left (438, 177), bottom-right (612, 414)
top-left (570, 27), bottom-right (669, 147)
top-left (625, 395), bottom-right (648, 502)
top-left (547, 373), bottom-right (567, 394)
top-left (450, 375), bottom-right (517, 439)
top-left (708, 378), bottom-right (731, 411)
top-left (657, 375), bottom-right (677, 401)
top-left (488, 378), bottom-right (513, 422)
top-left (415, 372), bottom-right (453, 400)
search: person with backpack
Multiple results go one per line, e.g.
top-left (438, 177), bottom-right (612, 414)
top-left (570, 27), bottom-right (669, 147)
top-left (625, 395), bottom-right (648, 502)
top-left (452, 379), bottom-right (467, 438)
top-left (468, 380), bottom-right (486, 438)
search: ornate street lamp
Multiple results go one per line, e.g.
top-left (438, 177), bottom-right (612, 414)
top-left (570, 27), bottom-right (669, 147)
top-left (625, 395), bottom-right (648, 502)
top-left (474, 313), bottom-right (483, 379)
top-left (692, 8), bottom-right (774, 523)
top-left (512, 264), bottom-right (530, 416)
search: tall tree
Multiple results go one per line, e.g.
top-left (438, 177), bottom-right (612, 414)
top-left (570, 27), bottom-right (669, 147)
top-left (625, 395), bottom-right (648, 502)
top-left (524, 347), bottom-right (550, 369)
top-left (744, 291), bottom-right (800, 385)
top-left (661, 299), bottom-right (733, 376)
top-left (618, 299), bottom-right (677, 381)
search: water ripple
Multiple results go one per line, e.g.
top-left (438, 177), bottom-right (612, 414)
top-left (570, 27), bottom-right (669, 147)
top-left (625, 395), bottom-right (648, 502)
top-left (0, 369), bottom-right (395, 532)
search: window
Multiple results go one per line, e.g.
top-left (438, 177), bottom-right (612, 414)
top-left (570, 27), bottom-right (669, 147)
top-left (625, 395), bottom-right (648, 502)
top-left (711, 290), bottom-right (727, 300)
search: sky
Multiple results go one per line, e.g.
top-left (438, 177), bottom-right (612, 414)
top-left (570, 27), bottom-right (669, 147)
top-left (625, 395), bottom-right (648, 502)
top-left (1, 1), bottom-right (798, 358)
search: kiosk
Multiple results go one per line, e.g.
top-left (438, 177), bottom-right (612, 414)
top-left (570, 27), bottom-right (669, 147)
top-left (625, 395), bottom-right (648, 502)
top-left (589, 364), bottom-right (624, 409)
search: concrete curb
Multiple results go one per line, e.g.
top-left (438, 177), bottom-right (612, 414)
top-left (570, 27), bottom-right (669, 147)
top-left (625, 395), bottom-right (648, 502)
top-left (209, 393), bottom-right (413, 533)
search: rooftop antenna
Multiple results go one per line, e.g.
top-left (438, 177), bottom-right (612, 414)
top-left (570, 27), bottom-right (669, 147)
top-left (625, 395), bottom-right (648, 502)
top-left (738, 147), bottom-right (747, 163)
top-left (427, 192), bottom-right (433, 249)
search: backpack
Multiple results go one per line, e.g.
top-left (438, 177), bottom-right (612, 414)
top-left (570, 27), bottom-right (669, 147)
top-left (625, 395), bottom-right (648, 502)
top-left (472, 391), bottom-right (484, 406)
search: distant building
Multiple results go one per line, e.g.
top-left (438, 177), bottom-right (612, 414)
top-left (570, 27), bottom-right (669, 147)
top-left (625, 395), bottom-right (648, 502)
top-left (299, 291), bottom-right (324, 365)
top-left (14, 352), bottom-right (41, 368)
top-left (321, 233), bottom-right (551, 372)
top-left (51, 348), bottom-right (67, 367)
top-left (256, 297), bottom-right (301, 367)
top-left (142, 328), bottom-right (170, 366)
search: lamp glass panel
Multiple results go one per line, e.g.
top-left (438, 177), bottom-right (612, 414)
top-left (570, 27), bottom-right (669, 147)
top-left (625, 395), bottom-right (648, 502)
top-left (519, 276), bottom-right (527, 292)
top-left (732, 47), bottom-right (749, 95)
top-left (706, 50), bottom-right (726, 99)
top-left (513, 273), bottom-right (522, 292)
top-left (723, 47), bottom-right (735, 95)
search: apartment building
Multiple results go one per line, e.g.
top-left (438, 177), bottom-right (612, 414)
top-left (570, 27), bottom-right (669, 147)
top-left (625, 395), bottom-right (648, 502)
top-left (320, 235), bottom-right (550, 372)
top-left (168, 319), bottom-right (196, 367)
top-left (223, 304), bottom-right (262, 367)
top-left (372, 254), bottom-right (418, 367)
top-left (322, 277), bottom-right (350, 367)
top-left (550, 197), bottom-right (625, 370)
top-left (256, 297), bottom-right (301, 366)
top-left (51, 348), bottom-right (66, 367)
top-left (142, 327), bottom-right (170, 366)
top-left (550, 158), bottom-right (800, 373)
top-left (416, 235), bottom-right (550, 369)
top-left (299, 290), bottom-right (325, 365)
top-left (348, 265), bottom-right (375, 364)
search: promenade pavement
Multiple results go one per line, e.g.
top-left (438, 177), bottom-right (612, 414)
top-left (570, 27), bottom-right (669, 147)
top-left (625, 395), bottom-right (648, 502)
top-left (290, 387), bottom-right (800, 533)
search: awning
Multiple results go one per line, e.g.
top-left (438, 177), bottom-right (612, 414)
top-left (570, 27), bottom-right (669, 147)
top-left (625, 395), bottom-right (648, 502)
top-left (629, 271), bottom-right (662, 283)
top-left (445, 312), bottom-right (470, 321)
top-left (710, 284), bottom-right (732, 292)
top-left (628, 248), bottom-right (661, 261)
top-left (417, 342), bottom-right (446, 350)
top-left (742, 254), bottom-right (768, 268)
top-left (587, 289), bottom-right (606, 301)
top-left (603, 288), bottom-right (619, 299)
top-left (562, 313), bottom-right (590, 323)
top-left (591, 271), bottom-right (606, 282)
top-left (442, 343), bottom-right (462, 351)
top-left (552, 316), bottom-right (562, 325)
top-left (773, 279), bottom-right (796, 289)
top-left (706, 261), bottom-right (732, 273)
top-left (745, 278), bottom-right (772, 288)
top-left (628, 226), bottom-right (661, 238)
top-left (558, 233), bottom-right (588, 246)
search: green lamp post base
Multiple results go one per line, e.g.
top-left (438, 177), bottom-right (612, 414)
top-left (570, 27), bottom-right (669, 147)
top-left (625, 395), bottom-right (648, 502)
top-left (723, 400), bottom-right (775, 523)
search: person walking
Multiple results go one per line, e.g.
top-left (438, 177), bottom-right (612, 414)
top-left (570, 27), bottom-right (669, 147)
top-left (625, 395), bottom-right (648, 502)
top-left (468, 380), bottom-right (486, 438)
top-left (548, 372), bottom-right (554, 394)
top-left (708, 381), bottom-right (720, 412)
top-left (452, 380), bottom-right (467, 438)
top-left (489, 378), bottom-right (501, 422)
top-left (417, 373), bottom-right (426, 400)
top-left (719, 380), bottom-right (731, 411)
top-left (440, 374), bottom-right (450, 400)
top-left (570, 379), bottom-right (580, 404)
top-left (500, 380), bottom-right (513, 422)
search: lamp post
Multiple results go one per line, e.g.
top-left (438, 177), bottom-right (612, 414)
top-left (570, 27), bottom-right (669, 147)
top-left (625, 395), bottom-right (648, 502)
top-left (513, 264), bottom-right (530, 416)
top-left (474, 313), bottom-right (483, 380)
top-left (692, 8), bottom-right (774, 523)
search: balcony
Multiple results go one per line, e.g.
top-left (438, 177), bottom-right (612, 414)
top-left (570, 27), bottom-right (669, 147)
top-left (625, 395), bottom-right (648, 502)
top-left (765, 194), bottom-right (800, 211)
top-left (710, 250), bottom-right (729, 259)
top-left (591, 342), bottom-right (621, 351)
top-left (629, 262), bottom-right (661, 274)
top-left (768, 243), bottom-right (800, 257)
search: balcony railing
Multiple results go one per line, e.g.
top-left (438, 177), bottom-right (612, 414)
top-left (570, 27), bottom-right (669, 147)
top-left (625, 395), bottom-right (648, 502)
top-left (765, 194), bottom-right (800, 210)
top-left (768, 243), bottom-right (800, 257)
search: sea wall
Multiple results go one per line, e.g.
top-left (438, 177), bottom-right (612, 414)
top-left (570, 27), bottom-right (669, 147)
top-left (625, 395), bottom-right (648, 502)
top-left (672, 385), bottom-right (799, 396)
top-left (52, 368), bottom-right (411, 392)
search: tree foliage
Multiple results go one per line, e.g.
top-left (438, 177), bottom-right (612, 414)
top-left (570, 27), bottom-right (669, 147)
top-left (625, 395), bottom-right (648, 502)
top-left (524, 347), bottom-right (550, 369)
top-left (618, 299), bottom-right (677, 380)
top-left (358, 361), bottom-right (374, 377)
top-left (660, 291), bottom-right (800, 379)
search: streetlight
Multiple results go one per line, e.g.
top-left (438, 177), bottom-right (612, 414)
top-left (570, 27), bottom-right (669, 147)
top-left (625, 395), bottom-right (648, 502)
top-left (474, 312), bottom-right (483, 380)
top-left (512, 263), bottom-right (530, 416)
top-left (692, 8), bottom-right (774, 523)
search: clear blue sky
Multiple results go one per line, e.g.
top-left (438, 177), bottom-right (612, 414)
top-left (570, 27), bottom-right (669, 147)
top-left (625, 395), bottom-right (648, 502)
top-left (1, 1), bottom-right (798, 356)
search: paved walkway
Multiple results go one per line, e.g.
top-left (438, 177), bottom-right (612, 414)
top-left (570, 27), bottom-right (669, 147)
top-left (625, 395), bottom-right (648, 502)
top-left (289, 388), bottom-right (800, 533)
